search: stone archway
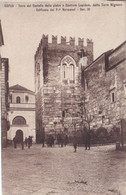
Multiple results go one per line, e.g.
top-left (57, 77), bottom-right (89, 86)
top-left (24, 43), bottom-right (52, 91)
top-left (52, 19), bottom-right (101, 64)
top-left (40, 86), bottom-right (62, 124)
top-left (16, 130), bottom-right (23, 144)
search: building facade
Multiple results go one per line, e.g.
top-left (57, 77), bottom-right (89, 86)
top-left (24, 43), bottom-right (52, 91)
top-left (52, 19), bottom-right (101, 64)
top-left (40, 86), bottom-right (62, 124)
top-left (0, 21), bottom-right (10, 148)
top-left (84, 41), bottom-right (126, 132)
top-left (35, 35), bottom-right (93, 142)
top-left (7, 85), bottom-right (36, 142)
top-left (0, 58), bottom-right (9, 147)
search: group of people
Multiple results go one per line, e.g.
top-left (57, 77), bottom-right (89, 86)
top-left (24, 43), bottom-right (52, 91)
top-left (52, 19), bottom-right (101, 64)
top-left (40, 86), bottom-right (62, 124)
top-left (13, 130), bottom-right (91, 152)
top-left (42, 133), bottom-right (69, 148)
top-left (73, 130), bottom-right (91, 152)
top-left (24, 136), bottom-right (33, 148)
top-left (41, 130), bottom-right (90, 152)
top-left (13, 136), bottom-right (33, 149)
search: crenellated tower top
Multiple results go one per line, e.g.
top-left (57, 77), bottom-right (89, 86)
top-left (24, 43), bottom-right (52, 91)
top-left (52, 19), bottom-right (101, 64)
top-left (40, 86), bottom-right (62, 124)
top-left (35, 34), bottom-right (93, 61)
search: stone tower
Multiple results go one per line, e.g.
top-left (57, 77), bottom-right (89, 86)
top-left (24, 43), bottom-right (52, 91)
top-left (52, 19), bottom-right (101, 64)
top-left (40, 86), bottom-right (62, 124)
top-left (35, 35), bottom-right (93, 142)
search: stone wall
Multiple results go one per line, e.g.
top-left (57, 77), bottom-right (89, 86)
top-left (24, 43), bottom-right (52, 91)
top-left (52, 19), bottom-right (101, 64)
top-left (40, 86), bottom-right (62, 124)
top-left (35, 35), bottom-right (93, 140)
top-left (84, 41), bottom-right (126, 132)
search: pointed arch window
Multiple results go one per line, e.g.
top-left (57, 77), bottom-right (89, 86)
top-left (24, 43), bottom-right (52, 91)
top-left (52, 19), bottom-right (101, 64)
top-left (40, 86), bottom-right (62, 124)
top-left (60, 55), bottom-right (76, 83)
top-left (70, 64), bottom-right (74, 80)
top-left (63, 64), bottom-right (67, 79)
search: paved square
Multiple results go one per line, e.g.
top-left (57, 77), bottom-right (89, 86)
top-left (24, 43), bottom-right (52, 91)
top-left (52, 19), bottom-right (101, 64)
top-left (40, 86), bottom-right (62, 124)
top-left (2, 144), bottom-right (126, 195)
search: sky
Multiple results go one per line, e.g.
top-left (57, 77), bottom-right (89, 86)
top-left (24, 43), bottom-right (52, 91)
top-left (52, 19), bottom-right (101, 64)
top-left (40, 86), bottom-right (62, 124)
top-left (0, 0), bottom-right (126, 91)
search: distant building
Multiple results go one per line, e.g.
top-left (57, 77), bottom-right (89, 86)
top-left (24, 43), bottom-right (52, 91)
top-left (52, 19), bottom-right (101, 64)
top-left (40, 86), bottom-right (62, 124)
top-left (8, 85), bottom-right (36, 142)
top-left (34, 35), bottom-right (93, 142)
top-left (84, 41), bottom-right (126, 131)
top-left (0, 21), bottom-right (10, 148)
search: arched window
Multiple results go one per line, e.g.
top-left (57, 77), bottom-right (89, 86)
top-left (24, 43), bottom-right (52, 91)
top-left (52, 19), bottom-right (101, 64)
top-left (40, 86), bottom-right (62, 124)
top-left (70, 64), bottom-right (74, 80)
top-left (63, 64), bottom-right (67, 79)
top-left (16, 96), bottom-right (21, 103)
top-left (60, 55), bottom-right (76, 82)
top-left (12, 116), bottom-right (26, 125)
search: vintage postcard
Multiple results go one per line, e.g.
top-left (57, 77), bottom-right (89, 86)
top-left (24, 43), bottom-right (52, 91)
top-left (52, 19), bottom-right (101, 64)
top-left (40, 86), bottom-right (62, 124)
top-left (0, 0), bottom-right (126, 195)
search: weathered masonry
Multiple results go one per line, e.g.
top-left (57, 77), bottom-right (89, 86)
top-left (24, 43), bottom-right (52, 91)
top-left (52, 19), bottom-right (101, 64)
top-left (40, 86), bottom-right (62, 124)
top-left (84, 41), bottom-right (126, 131)
top-left (34, 35), bottom-right (93, 141)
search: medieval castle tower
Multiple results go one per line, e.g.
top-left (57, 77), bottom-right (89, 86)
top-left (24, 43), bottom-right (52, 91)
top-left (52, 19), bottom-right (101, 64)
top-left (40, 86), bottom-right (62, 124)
top-left (35, 35), bottom-right (93, 142)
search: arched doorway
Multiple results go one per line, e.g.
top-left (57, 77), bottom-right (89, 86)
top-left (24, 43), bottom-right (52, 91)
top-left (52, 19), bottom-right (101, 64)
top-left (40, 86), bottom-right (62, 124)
top-left (16, 130), bottom-right (23, 144)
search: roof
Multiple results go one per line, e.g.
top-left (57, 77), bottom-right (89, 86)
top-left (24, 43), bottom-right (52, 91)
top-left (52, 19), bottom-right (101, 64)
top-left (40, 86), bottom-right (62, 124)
top-left (9, 84), bottom-right (34, 94)
top-left (84, 49), bottom-right (113, 71)
top-left (0, 20), bottom-right (4, 46)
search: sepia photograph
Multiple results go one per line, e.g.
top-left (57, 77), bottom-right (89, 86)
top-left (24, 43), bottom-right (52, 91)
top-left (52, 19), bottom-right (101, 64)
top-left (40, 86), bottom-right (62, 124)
top-left (0, 0), bottom-right (126, 194)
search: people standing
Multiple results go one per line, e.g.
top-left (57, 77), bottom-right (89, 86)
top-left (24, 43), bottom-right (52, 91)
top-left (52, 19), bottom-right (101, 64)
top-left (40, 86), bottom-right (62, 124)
top-left (41, 136), bottom-right (45, 147)
top-left (28, 136), bottom-right (32, 148)
top-left (13, 136), bottom-right (17, 149)
top-left (57, 133), bottom-right (62, 147)
top-left (85, 130), bottom-right (91, 150)
top-left (64, 134), bottom-right (68, 146)
top-left (25, 137), bottom-right (28, 147)
top-left (41, 130), bottom-right (45, 147)
top-left (21, 140), bottom-right (24, 150)
top-left (60, 133), bottom-right (64, 147)
top-left (73, 132), bottom-right (78, 152)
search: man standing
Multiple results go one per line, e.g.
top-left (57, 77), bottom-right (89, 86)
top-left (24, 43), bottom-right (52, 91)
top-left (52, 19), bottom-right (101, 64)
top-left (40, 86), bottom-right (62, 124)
top-left (13, 136), bottom-right (17, 149)
top-left (73, 132), bottom-right (78, 152)
top-left (28, 136), bottom-right (32, 148)
top-left (85, 130), bottom-right (91, 150)
top-left (25, 137), bottom-right (28, 146)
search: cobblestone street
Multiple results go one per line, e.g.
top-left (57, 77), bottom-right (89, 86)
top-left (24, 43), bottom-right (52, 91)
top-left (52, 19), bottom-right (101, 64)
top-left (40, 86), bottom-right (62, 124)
top-left (2, 144), bottom-right (126, 195)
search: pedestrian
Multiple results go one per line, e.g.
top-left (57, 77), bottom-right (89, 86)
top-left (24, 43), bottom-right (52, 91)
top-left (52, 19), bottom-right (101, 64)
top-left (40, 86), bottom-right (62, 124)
top-left (13, 136), bottom-right (17, 149)
top-left (25, 137), bottom-right (28, 147)
top-left (21, 140), bottom-right (24, 150)
top-left (64, 134), bottom-right (68, 146)
top-left (73, 132), bottom-right (78, 152)
top-left (57, 133), bottom-right (62, 147)
top-left (85, 130), bottom-right (91, 150)
top-left (30, 136), bottom-right (33, 146)
top-left (41, 137), bottom-right (45, 147)
top-left (28, 136), bottom-right (31, 148)
top-left (41, 131), bottom-right (45, 147)
top-left (60, 133), bottom-right (64, 147)
top-left (49, 135), bottom-right (54, 147)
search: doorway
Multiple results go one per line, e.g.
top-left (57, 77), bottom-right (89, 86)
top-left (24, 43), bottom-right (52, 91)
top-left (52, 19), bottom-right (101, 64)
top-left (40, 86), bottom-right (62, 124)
top-left (16, 130), bottom-right (23, 144)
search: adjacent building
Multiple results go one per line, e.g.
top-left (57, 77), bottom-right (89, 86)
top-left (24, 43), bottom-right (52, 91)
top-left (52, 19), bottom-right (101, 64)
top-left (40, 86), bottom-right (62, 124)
top-left (7, 84), bottom-right (36, 142)
top-left (84, 41), bottom-right (126, 131)
top-left (0, 20), bottom-right (10, 148)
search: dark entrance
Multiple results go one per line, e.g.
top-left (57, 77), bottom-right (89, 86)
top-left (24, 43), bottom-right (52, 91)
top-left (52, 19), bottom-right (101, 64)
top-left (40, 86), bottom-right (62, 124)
top-left (16, 130), bottom-right (23, 144)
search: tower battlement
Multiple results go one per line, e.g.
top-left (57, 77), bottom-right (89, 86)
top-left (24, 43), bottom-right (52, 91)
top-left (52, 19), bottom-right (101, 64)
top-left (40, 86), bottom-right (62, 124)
top-left (35, 34), bottom-right (93, 59)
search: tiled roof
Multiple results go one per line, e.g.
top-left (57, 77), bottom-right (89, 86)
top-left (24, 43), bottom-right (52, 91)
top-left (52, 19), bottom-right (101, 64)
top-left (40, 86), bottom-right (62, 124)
top-left (9, 84), bottom-right (34, 94)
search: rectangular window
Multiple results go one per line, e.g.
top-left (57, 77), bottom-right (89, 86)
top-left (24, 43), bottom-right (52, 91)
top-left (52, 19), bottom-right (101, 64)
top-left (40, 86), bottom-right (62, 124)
top-left (25, 95), bottom-right (29, 102)
top-left (10, 94), bottom-right (12, 103)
